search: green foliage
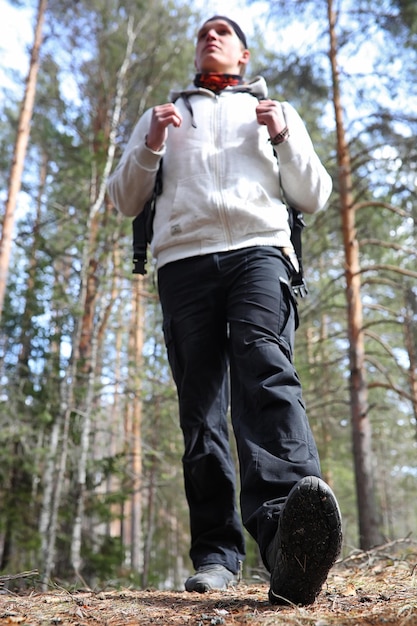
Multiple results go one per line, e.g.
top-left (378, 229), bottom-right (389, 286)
top-left (81, 535), bottom-right (125, 582)
top-left (379, 0), bottom-right (417, 41)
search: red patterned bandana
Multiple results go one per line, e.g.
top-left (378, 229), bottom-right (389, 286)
top-left (194, 73), bottom-right (243, 94)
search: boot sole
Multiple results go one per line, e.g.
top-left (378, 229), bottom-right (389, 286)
top-left (269, 476), bottom-right (342, 605)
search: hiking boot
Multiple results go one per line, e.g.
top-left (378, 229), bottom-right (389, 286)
top-left (185, 564), bottom-right (237, 593)
top-left (267, 476), bottom-right (342, 606)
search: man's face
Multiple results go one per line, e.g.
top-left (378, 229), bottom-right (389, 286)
top-left (195, 19), bottom-right (249, 74)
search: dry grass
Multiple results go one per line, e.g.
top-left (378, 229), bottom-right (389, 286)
top-left (0, 540), bottom-right (416, 625)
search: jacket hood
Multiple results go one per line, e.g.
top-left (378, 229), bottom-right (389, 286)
top-left (170, 75), bottom-right (268, 102)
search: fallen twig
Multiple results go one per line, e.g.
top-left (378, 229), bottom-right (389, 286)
top-left (0, 569), bottom-right (39, 583)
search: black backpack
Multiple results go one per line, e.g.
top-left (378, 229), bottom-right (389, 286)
top-left (131, 158), bottom-right (307, 297)
top-left (132, 160), bottom-right (163, 276)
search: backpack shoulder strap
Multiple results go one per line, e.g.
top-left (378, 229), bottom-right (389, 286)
top-left (132, 160), bottom-right (163, 274)
top-left (287, 206), bottom-right (308, 298)
top-left (256, 92), bottom-right (308, 297)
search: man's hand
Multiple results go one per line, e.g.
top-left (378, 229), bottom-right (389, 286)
top-left (256, 99), bottom-right (287, 139)
top-left (146, 103), bottom-right (183, 151)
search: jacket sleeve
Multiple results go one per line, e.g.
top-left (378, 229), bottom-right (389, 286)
top-left (274, 102), bottom-right (332, 214)
top-left (107, 108), bottom-right (165, 217)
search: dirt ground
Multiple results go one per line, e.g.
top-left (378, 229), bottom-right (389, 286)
top-left (1, 541), bottom-right (416, 626)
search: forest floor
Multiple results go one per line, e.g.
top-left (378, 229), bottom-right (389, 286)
top-left (0, 540), bottom-right (416, 626)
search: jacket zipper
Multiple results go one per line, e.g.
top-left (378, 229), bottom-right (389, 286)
top-left (213, 95), bottom-right (233, 246)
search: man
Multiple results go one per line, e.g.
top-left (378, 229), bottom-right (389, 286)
top-left (108, 15), bottom-right (342, 606)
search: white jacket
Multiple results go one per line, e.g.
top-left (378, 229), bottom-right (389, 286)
top-left (107, 76), bottom-right (332, 269)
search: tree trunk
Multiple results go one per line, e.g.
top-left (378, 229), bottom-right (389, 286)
top-left (142, 395), bottom-right (160, 587)
top-left (70, 20), bottom-right (138, 573)
top-left (0, 0), bottom-right (47, 321)
top-left (71, 308), bottom-right (100, 576)
top-left (130, 275), bottom-right (145, 573)
top-left (38, 252), bottom-right (72, 587)
top-left (327, 0), bottom-right (383, 549)
top-left (403, 287), bottom-right (417, 438)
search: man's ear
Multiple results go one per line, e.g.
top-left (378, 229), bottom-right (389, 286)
top-left (240, 49), bottom-right (250, 66)
top-left (239, 49), bottom-right (250, 73)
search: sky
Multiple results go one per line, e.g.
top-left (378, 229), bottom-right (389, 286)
top-left (0, 2), bottom-right (35, 92)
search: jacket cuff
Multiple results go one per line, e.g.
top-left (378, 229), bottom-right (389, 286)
top-left (135, 142), bottom-right (166, 171)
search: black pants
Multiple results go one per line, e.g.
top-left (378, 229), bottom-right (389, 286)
top-left (158, 246), bottom-right (321, 575)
